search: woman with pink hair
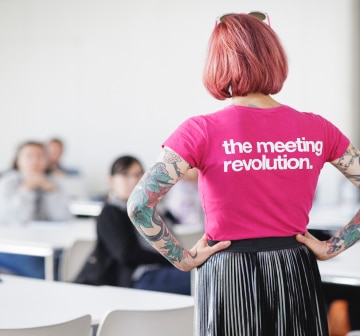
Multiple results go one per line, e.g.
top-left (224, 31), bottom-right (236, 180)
top-left (128, 12), bottom-right (360, 335)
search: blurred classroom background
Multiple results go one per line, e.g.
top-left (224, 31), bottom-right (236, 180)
top-left (0, 1), bottom-right (359, 335)
top-left (0, 0), bottom-right (358, 204)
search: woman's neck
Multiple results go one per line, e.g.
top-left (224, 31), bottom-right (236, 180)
top-left (231, 93), bottom-right (281, 108)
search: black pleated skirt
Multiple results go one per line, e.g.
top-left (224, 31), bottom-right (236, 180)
top-left (194, 236), bottom-right (329, 336)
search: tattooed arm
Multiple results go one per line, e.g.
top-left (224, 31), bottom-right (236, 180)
top-left (127, 147), bottom-right (231, 272)
top-left (296, 144), bottom-right (360, 260)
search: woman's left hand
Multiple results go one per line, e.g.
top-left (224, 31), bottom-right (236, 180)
top-left (296, 232), bottom-right (335, 261)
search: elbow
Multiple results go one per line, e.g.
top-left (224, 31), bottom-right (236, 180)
top-left (127, 187), bottom-right (155, 230)
top-left (127, 192), bottom-right (148, 226)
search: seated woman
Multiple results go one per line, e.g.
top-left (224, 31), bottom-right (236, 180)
top-left (75, 155), bottom-right (191, 295)
top-left (0, 140), bottom-right (72, 224)
top-left (0, 140), bottom-right (72, 278)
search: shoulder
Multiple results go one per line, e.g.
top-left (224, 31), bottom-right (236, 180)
top-left (1, 169), bottom-right (21, 179)
top-left (170, 108), bottom-right (228, 139)
top-left (59, 165), bottom-right (80, 176)
top-left (281, 106), bottom-right (328, 121)
top-left (0, 170), bottom-right (22, 185)
top-left (294, 109), bottom-right (344, 133)
top-left (277, 106), bottom-right (342, 131)
top-left (184, 106), bottom-right (234, 124)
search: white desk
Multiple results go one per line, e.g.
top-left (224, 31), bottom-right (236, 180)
top-left (0, 274), bottom-right (194, 328)
top-left (0, 219), bottom-right (203, 281)
top-left (69, 200), bottom-right (103, 217)
top-left (0, 220), bottom-right (96, 280)
top-left (2, 211), bottom-right (358, 286)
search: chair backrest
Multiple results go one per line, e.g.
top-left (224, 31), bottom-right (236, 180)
top-left (96, 306), bottom-right (194, 336)
top-left (59, 239), bottom-right (96, 282)
top-left (0, 315), bottom-right (91, 336)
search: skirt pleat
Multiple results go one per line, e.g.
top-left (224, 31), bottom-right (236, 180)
top-left (195, 240), bottom-right (328, 336)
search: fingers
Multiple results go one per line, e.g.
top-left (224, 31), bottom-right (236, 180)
top-left (296, 232), bottom-right (317, 245)
top-left (190, 234), bottom-right (230, 253)
top-left (188, 238), bottom-right (231, 270)
top-left (296, 233), bottom-right (314, 252)
top-left (295, 233), bottom-right (306, 244)
top-left (210, 240), bottom-right (231, 253)
top-left (295, 232), bottom-right (330, 261)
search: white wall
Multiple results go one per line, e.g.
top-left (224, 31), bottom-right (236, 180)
top-left (0, 0), bottom-right (358, 200)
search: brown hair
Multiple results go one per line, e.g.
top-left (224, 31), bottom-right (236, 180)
top-left (12, 141), bottom-right (44, 170)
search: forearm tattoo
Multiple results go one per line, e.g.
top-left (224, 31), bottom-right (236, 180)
top-left (337, 145), bottom-right (360, 186)
top-left (327, 209), bottom-right (360, 254)
top-left (326, 145), bottom-right (360, 254)
top-left (163, 148), bottom-right (182, 178)
top-left (128, 159), bottom-right (191, 265)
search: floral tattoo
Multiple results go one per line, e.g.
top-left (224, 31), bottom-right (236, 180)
top-left (327, 209), bottom-right (360, 254)
top-left (163, 148), bottom-right (183, 178)
top-left (337, 145), bottom-right (360, 185)
top-left (128, 161), bottom-right (189, 264)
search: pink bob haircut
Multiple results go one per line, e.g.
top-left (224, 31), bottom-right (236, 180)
top-left (203, 13), bottom-right (288, 100)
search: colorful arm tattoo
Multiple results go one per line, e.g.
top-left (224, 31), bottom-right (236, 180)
top-left (327, 145), bottom-right (360, 254)
top-left (128, 157), bottom-right (191, 265)
top-left (327, 209), bottom-right (360, 254)
top-left (336, 145), bottom-right (360, 185)
top-left (163, 148), bottom-right (183, 178)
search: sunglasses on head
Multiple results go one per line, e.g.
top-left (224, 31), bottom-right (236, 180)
top-left (248, 11), bottom-right (270, 26)
top-left (216, 11), bottom-right (270, 27)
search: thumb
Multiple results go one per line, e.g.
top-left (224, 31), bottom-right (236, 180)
top-left (296, 233), bottom-right (307, 244)
top-left (209, 240), bottom-right (231, 253)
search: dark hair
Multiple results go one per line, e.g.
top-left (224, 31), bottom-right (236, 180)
top-left (110, 155), bottom-right (143, 176)
top-left (48, 137), bottom-right (64, 148)
top-left (12, 141), bottom-right (44, 170)
top-left (203, 13), bottom-right (288, 100)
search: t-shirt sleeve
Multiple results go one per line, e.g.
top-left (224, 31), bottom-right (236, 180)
top-left (320, 116), bottom-right (350, 162)
top-left (162, 116), bottom-right (207, 169)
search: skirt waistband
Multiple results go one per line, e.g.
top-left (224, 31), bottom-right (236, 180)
top-left (208, 236), bottom-right (302, 252)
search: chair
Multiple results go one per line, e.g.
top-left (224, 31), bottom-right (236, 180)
top-left (58, 239), bottom-right (96, 282)
top-left (96, 306), bottom-right (194, 336)
top-left (0, 314), bottom-right (91, 336)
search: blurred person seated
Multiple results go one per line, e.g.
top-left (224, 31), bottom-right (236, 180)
top-left (75, 155), bottom-right (191, 295)
top-left (46, 138), bottom-right (88, 200)
top-left (160, 168), bottom-right (204, 229)
top-left (46, 138), bottom-right (80, 176)
top-left (0, 140), bottom-right (73, 278)
top-left (0, 140), bottom-right (72, 224)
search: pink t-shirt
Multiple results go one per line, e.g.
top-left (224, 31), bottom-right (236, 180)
top-left (163, 105), bottom-right (350, 241)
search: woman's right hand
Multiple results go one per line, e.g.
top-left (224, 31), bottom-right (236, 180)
top-left (180, 234), bottom-right (231, 271)
top-left (22, 173), bottom-right (55, 192)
